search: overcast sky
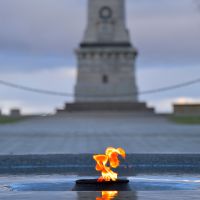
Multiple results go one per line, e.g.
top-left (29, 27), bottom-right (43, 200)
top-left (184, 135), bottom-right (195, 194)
top-left (0, 0), bottom-right (199, 114)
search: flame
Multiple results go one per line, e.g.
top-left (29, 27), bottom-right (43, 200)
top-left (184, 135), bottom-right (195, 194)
top-left (93, 147), bottom-right (126, 182)
top-left (96, 191), bottom-right (118, 200)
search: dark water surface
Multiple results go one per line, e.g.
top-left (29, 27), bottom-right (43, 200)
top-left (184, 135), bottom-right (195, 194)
top-left (1, 174), bottom-right (199, 192)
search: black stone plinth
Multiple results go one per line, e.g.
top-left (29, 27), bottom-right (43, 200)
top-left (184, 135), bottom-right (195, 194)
top-left (73, 179), bottom-right (131, 191)
top-left (57, 102), bottom-right (154, 113)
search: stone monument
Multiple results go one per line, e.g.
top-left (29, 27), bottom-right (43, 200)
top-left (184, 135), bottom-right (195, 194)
top-left (75, 0), bottom-right (138, 102)
top-left (58, 0), bottom-right (154, 113)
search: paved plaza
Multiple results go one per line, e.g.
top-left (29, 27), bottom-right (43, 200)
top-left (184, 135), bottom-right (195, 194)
top-left (0, 113), bottom-right (200, 155)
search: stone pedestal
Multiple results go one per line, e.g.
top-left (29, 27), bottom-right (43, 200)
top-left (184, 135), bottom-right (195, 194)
top-left (75, 47), bottom-right (138, 102)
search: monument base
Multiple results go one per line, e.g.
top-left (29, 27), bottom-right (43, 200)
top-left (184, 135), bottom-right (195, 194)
top-left (57, 102), bottom-right (154, 113)
top-left (73, 179), bottom-right (131, 191)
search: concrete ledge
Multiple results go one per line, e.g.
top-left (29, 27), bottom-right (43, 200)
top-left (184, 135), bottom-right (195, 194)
top-left (80, 42), bottom-right (133, 48)
top-left (0, 154), bottom-right (200, 174)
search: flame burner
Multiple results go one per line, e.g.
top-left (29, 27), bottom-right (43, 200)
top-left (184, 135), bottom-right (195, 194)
top-left (73, 179), bottom-right (131, 191)
top-left (73, 147), bottom-right (130, 191)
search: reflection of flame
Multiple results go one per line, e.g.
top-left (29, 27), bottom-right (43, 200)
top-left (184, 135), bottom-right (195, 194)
top-left (96, 191), bottom-right (118, 200)
top-left (93, 147), bottom-right (126, 182)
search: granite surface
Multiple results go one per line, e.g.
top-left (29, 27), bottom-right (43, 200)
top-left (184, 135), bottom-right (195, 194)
top-left (0, 154), bottom-right (200, 174)
top-left (1, 174), bottom-right (200, 199)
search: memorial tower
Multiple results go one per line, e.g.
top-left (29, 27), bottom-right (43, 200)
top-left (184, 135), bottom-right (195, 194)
top-left (75, 0), bottom-right (138, 102)
top-left (58, 0), bottom-right (154, 113)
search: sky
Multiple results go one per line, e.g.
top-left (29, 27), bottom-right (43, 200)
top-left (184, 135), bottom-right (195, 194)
top-left (0, 0), bottom-right (200, 114)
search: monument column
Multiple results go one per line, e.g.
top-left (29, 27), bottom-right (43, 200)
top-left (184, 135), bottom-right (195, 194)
top-left (75, 0), bottom-right (138, 102)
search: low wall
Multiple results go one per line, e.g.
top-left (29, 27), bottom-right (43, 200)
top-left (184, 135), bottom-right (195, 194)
top-left (0, 154), bottom-right (199, 174)
top-left (174, 104), bottom-right (200, 116)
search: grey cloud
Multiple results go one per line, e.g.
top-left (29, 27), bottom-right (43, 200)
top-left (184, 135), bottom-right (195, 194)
top-left (130, 15), bottom-right (200, 67)
top-left (127, 0), bottom-right (200, 67)
top-left (0, 0), bottom-right (199, 68)
top-left (0, 0), bottom-right (86, 55)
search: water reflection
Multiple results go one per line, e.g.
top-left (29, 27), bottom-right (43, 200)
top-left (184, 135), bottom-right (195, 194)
top-left (76, 191), bottom-right (137, 200)
top-left (96, 191), bottom-right (118, 200)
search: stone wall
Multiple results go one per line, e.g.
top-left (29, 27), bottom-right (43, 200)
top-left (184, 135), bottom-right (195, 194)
top-left (173, 104), bottom-right (200, 116)
top-left (10, 109), bottom-right (21, 117)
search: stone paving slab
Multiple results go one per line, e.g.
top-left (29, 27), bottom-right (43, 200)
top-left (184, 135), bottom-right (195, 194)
top-left (0, 113), bottom-right (200, 154)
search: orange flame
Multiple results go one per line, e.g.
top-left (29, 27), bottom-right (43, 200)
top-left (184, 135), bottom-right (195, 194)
top-left (93, 147), bottom-right (126, 182)
top-left (96, 191), bottom-right (118, 200)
